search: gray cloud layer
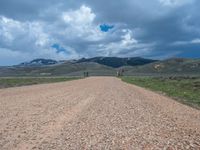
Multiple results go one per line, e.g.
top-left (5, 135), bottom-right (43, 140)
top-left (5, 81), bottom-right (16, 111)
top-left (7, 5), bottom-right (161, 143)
top-left (0, 0), bottom-right (200, 65)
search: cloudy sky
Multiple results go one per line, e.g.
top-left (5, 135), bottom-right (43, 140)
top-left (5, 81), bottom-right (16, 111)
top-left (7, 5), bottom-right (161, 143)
top-left (0, 0), bottom-right (200, 65)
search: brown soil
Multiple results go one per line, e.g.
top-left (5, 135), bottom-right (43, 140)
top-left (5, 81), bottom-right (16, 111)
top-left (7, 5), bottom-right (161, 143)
top-left (0, 77), bottom-right (200, 149)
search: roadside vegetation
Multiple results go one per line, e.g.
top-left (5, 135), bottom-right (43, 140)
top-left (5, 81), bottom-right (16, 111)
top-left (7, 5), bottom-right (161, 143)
top-left (0, 77), bottom-right (80, 89)
top-left (122, 76), bottom-right (200, 109)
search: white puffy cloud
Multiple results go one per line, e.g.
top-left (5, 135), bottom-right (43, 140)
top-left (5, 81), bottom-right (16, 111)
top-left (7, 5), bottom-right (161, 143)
top-left (0, 16), bottom-right (51, 50)
top-left (0, 15), bottom-right (79, 64)
top-left (95, 29), bottom-right (153, 57)
top-left (62, 5), bottom-right (95, 25)
top-left (159, 0), bottom-right (193, 7)
top-left (61, 5), bottom-right (105, 42)
top-left (172, 38), bottom-right (200, 45)
top-left (191, 38), bottom-right (200, 44)
top-left (121, 29), bottom-right (138, 46)
top-left (0, 16), bottom-right (23, 44)
top-left (1, 6), bottom-right (104, 65)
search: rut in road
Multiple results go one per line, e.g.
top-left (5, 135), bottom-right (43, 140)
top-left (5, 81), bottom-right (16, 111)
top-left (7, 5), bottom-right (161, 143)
top-left (0, 77), bottom-right (200, 149)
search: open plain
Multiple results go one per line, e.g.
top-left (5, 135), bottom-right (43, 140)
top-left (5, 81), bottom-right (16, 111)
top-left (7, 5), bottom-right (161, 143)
top-left (0, 77), bottom-right (200, 149)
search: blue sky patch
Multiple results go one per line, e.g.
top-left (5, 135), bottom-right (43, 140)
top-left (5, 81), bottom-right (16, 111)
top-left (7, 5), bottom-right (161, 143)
top-left (100, 24), bottom-right (114, 32)
top-left (52, 44), bottom-right (67, 53)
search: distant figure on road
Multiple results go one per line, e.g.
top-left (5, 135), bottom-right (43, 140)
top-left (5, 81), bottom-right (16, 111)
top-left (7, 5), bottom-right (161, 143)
top-left (84, 72), bottom-right (89, 77)
top-left (117, 69), bottom-right (124, 77)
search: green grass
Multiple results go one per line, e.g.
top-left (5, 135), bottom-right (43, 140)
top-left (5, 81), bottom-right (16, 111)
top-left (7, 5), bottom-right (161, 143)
top-left (0, 77), bottom-right (80, 89)
top-left (122, 76), bottom-right (200, 108)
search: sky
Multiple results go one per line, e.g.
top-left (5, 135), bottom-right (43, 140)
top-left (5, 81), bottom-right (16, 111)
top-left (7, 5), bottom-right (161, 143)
top-left (0, 0), bottom-right (200, 65)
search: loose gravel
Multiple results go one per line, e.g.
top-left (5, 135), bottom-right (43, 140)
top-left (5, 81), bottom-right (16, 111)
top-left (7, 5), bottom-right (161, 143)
top-left (0, 77), bottom-right (200, 150)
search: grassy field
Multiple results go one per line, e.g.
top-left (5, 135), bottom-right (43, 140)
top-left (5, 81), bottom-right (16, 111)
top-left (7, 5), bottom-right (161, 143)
top-left (122, 76), bottom-right (200, 108)
top-left (0, 77), bottom-right (80, 89)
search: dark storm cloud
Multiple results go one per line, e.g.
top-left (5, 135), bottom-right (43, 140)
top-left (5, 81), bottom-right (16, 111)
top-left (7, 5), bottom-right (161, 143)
top-left (0, 0), bottom-right (199, 65)
top-left (0, 0), bottom-right (53, 20)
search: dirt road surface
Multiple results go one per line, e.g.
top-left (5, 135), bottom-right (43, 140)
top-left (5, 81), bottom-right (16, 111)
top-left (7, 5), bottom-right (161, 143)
top-left (0, 77), bottom-right (200, 149)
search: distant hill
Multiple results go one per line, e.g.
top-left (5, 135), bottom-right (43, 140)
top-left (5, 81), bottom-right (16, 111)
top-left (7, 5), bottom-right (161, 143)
top-left (0, 62), bottom-right (116, 77)
top-left (18, 59), bottom-right (58, 67)
top-left (124, 58), bottom-right (200, 76)
top-left (0, 57), bottom-right (200, 77)
top-left (17, 57), bottom-right (156, 68)
top-left (77, 57), bottom-right (157, 68)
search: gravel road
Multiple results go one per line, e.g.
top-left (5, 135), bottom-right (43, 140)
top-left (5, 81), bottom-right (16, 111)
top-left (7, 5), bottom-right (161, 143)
top-left (0, 77), bottom-right (200, 150)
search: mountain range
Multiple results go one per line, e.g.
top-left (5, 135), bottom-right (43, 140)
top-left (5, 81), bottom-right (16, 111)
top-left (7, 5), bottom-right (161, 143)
top-left (76, 57), bottom-right (157, 68)
top-left (0, 57), bottom-right (199, 77)
top-left (16, 57), bottom-right (157, 68)
top-left (18, 59), bottom-right (58, 66)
